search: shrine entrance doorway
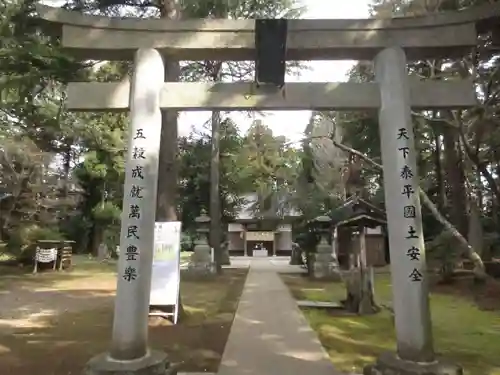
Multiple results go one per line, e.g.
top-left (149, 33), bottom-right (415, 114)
top-left (245, 231), bottom-right (275, 257)
top-left (246, 240), bottom-right (274, 257)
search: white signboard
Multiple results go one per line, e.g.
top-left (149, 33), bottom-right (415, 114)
top-left (246, 231), bottom-right (274, 241)
top-left (149, 221), bottom-right (181, 323)
top-left (277, 224), bottom-right (292, 232)
top-left (228, 223), bottom-right (243, 232)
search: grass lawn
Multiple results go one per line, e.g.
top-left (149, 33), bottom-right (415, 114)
top-left (0, 255), bottom-right (247, 375)
top-left (281, 272), bottom-right (500, 375)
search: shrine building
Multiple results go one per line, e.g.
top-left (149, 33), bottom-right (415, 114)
top-left (227, 193), bottom-right (301, 257)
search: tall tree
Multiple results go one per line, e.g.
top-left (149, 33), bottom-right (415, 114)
top-left (237, 120), bottom-right (300, 216)
top-left (210, 109), bottom-right (223, 271)
top-left (157, 0), bottom-right (181, 224)
top-left (178, 117), bottom-right (245, 233)
top-left (0, 0), bottom-right (89, 254)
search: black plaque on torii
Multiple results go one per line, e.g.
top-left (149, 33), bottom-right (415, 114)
top-left (254, 18), bottom-right (288, 88)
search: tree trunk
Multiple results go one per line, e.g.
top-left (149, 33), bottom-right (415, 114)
top-left (157, 1), bottom-right (181, 222)
top-left (432, 130), bottom-right (446, 211)
top-left (208, 57), bottom-right (224, 274)
top-left (441, 126), bottom-right (468, 280)
top-left (89, 222), bottom-right (104, 257)
top-left (156, 58), bottom-right (180, 223)
top-left (442, 126), bottom-right (468, 237)
top-left (344, 226), bottom-right (379, 315)
top-left (464, 155), bottom-right (485, 261)
top-left (62, 146), bottom-right (71, 198)
top-left (493, 162), bottom-right (500, 245)
top-left (210, 110), bottom-right (223, 274)
top-left (468, 199), bottom-right (484, 259)
top-left (155, 0), bottom-right (185, 320)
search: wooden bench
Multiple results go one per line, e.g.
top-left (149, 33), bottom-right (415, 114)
top-left (59, 245), bottom-right (73, 270)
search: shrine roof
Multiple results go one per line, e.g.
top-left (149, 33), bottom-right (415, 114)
top-left (335, 213), bottom-right (387, 228)
top-left (331, 196), bottom-right (386, 226)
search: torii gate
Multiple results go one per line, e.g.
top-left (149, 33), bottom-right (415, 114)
top-left (36, 4), bottom-right (499, 375)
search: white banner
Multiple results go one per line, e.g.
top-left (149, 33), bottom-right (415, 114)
top-left (149, 221), bottom-right (181, 323)
top-left (35, 248), bottom-right (58, 263)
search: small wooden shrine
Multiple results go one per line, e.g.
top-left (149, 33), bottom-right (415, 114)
top-left (331, 195), bottom-right (388, 269)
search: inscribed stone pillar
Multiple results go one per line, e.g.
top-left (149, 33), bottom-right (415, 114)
top-left (374, 46), bottom-right (434, 363)
top-left (110, 48), bottom-right (164, 360)
top-left (365, 46), bottom-right (462, 375)
top-left (83, 48), bottom-right (169, 375)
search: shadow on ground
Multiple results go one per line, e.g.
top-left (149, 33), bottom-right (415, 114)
top-left (0, 268), bottom-right (248, 375)
top-left (280, 272), bottom-right (500, 375)
top-left (217, 266), bottom-right (342, 375)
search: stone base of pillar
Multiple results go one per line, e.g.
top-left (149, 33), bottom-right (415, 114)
top-left (83, 350), bottom-right (174, 375)
top-left (363, 352), bottom-right (463, 375)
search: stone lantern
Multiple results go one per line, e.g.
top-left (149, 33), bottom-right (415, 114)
top-left (312, 215), bottom-right (341, 281)
top-left (187, 209), bottom-right (215, 276)
top-left (195, 209), bottom-right (211, 245)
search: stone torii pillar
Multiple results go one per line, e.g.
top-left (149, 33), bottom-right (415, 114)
top-left (363, 46), bottom-right (462, 375)
top-left (84, 48), bottom-right (172, 375)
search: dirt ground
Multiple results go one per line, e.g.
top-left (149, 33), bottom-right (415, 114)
top-left (0, 261), bottom-right (247, 375)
